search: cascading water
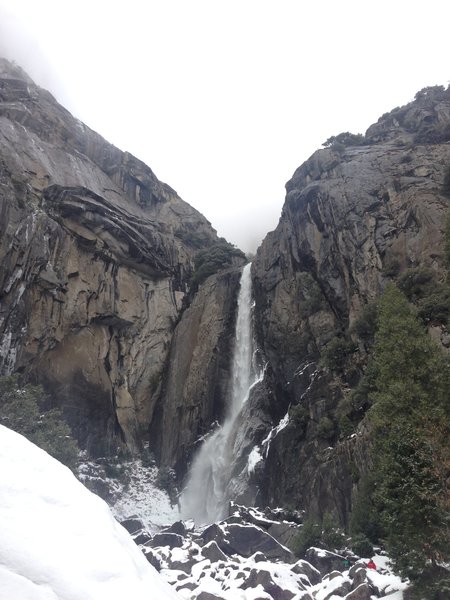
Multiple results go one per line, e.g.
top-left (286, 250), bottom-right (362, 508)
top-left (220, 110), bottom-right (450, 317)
top-left (180, 263), bottom-right (259, 524)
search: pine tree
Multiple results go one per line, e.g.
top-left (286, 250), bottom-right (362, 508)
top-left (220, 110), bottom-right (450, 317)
top-left (0, 376), bottom-right (80, 470)
top-left (368, 284), bottom-right (450, 597)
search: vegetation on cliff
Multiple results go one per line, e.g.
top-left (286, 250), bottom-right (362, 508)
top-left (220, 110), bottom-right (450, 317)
top-left (0, 376), bottom-right (79, 470)
top-left (351, 284), bottom-right (450, 598)
top-left (189, 239), bottom-right (246, 291)
top-left (349, 215), bottom-right (450, 597)
top-left (294, 278), bottom-right (449, 597)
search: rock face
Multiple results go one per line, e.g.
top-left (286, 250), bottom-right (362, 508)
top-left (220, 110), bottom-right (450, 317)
top-left (251, 85), bottom-right (450, 524)
top-left (0, 58), bottom-right (231, 454)
top-left (152, 267), bottom-right (243, 473)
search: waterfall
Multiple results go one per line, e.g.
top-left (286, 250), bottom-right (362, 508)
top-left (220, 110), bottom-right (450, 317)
top-left (180, 263), bottom-right (257, 524)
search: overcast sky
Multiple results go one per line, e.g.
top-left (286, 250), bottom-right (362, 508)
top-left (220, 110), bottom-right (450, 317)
top-left (0, 0), bottom-right (449, 252)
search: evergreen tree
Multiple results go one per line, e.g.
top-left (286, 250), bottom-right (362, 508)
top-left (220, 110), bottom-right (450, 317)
top-left (0, 376), bottom-right (79, 470)
top-left (367, 285), bottom-right (450, 597)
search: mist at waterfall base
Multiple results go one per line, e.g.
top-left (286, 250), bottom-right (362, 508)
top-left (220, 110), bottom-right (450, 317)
top-left (181, 264), bottom-right (261, 525)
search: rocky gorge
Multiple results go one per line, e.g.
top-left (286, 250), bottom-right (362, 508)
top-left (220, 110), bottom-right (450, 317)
top-left (1, 57), bottom-right (449, 598)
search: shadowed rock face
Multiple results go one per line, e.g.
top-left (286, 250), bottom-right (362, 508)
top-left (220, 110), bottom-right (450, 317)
top-left (0, 58), bottom-right (222, 455)
top-left (151, 267), bottom-right (243, 474)
top-left (251, 87), bottom-right (450, 523)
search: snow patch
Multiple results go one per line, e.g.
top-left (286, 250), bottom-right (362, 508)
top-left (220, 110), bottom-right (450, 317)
top-left (0, 425), bottom-right (182, 599)
top-left (78, 458), bottom-right (180, 533)
top-left (261, 411), bottom-right (290, 457)
top-left (4, 268), bottom-right (23, 293)
top-left (247, 445), bottom-right (263, 474)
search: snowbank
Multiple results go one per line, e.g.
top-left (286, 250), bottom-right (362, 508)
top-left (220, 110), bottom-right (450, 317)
top-left (0, 425), bottom-right (181, 600)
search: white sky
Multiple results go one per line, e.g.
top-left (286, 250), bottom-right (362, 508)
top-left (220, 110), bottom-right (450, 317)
top-left (0, 0), bottom-right (449, 252)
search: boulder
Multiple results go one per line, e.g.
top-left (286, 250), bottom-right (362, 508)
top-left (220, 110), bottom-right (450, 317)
top-left (290, 559), bottom-right (321, 585)
top-left (323, 569), bottom-right (344, 580)
top-left (132, 530), bottom-right (152, 545)
top-left (349, 561), bottom-right (368, 579)
top-left (202, 522), bottom-right (293, 562)
top-left (240, 568), bottom-right (296, 599)
top-left (267, 521), bottom-right (302, 548)
top-left (349, 565), bottom-right (367, 589)
top-left (344, 583), bottom-right (374, 600)
top-left (143, 548), bottom-right (163, 572)
top-left (176, 580), bottom-right (197, 592)
top-left (305, 547), bottom-right (345, 575)
top-left (161, 520), bottom-right (188, 537)
top-left (147, 532), bottom-right (184, 549)
top-left (120, 516), bottom-right (145, 534)
top-left (196, 593), bottom-right (224, 600)
top-left (322, 578), bottom-right (352, 600)
top-left (201, 541), bottom-right (229, 563)
top-left (168, 558), bottom-right (200, 574)
top-left (249, 551), bottom-right (267, 563)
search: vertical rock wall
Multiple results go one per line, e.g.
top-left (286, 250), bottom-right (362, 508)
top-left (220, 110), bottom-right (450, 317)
top-left (152, 268), bottom-right (243, 475)
top-left (0, 59), bottom-right (220, 454)
top-left (251, 89), bottom-right (450, 523)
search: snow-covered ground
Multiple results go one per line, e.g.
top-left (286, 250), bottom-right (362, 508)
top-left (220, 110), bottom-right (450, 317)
top-left (0, 424), bottom-right (409, 600)
top-left (78, 457), bottom-right (180, 533)
top-left (149, 533), bottom-right (408, 600)
top-left (0, 425), bottom-right (181, 600)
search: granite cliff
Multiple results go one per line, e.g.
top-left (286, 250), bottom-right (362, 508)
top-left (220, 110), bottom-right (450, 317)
top-left (249, 85), bottom-right (450, 525)
top-left (0, 58), bottom-right (244, 455)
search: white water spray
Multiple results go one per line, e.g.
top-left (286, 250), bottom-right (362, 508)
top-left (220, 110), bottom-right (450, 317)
top-left (180, 263), bottom-right (258, 524)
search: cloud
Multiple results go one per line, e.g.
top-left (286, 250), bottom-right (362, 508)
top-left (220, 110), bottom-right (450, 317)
top-left (0, 6), bottom-right (69, 105)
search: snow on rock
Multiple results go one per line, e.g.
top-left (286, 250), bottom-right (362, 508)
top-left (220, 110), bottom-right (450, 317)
top-left (261, 411), bottom-right (289, 457)
top-left (0, 425), bottom-right (182, 600)
top-left (367, 555), bottom-right (408, 597)
top-left (110, 460), bottom-right (180, 531)
top-left (141, 508), bottom-right (408, 600)
top-left (78, 457), bottom-right (180, 533)
top-left (246, 446), bottom-right (263, 474)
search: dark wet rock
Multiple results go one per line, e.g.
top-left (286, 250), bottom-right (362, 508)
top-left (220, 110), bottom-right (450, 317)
top-left (201, 524), bottom-right (226, 545)
top-left (201, 541), bottom-right (229, 563)
top-left (349, 565), bottom-right (368, 589)
top-left (148, 532), bottom-right (184, 549)
top-left (227, 503), bottom-right (302, 548)
top-left (291, 559), bottom-right (321, 585)
top-left (203, 522), bottom-right (293, 562)
top-left (324, 569), bottom-right (343, 580)
top-left (267, 521), bottom-right (302, 548)
top-left (249, 551), bottom-right (267, 563)
top-left (142, 548), bottom-right (163, 572)
top-left (322, 578), bottom-right (352, 600)
top-left (305, 548), bottom-right (345, 576)
top-left (132, 530), bottom-right (152, 545)
top-left (169, 558), bottom-right (199, 574)
top-left (196, 592), bottom-right (224, 600)
top-left (120, 516), bottom-right (145, 534)
top-left (240, 568), bottom-right (296, 599)
top-left (345, 583), bottom-right (374, 600)
top-left (176, 580), bottom-right (197, 592)
top-left (161, 520), bottom-right (188, 537)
